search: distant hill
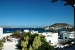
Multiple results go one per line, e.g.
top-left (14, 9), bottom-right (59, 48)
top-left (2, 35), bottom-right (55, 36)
top-left (50, 23), bottom-right (70, 27)
top-left (44, 23), bottom-right (73, 30)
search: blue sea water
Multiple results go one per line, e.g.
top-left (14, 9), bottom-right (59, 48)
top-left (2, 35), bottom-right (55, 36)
top-left (3, 28), bottom-right (50, 33)
top-left (3, 28), bottom-right (70, 34)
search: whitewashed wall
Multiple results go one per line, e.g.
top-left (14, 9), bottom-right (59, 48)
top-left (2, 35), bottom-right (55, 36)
top-left (24, 30), bottom-right (29, 32)
top-left (62, 31), bottom-right (75, 40)
top-left (0, 27), bottom-right (3, 39)
top-left (3, 33), bottom-right (12, 37)
top-left (41, 32), bottom-right (58, 46)
top-left (31, 30), bottom-right (38, 34)
top-left (63, 33), bottom-right (69, 40)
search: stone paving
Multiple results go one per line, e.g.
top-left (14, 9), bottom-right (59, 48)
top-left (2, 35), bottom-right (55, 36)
top-left (2, 41), bottom-right (18, 50)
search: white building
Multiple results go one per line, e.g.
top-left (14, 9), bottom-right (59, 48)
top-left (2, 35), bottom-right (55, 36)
top-left (24, 30), bottom-right (29, 33)
top-left (60, 31), bottom-right (75, 41)
top-left (45, 27), bottom-right (49, 30)
top-left (40, 32), bottom-right (58, 46)
top-left (0, 27), bottom-right (13, 39)
top-left (3, 33), bottom-right (12, 37)
top-left (30, 30), bottom-right (38, 34)
top-left (0, 27), bottom-right (3, 39)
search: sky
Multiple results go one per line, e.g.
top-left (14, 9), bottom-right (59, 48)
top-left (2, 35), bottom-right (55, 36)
top-left (0, 0), bottom-right (74, 27)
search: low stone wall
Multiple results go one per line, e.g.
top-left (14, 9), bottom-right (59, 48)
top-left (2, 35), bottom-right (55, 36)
top-left (3, 33), bottom-right (12, 37)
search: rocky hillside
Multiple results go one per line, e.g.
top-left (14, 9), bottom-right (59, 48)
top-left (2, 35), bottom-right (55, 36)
top-left (44, 23), bottom-right (73, 30)
top-left (50, 23), bottom-right (70, 27)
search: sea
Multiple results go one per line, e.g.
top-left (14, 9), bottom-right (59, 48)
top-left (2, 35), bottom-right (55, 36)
top-left (3, 28), bottom-right (70, 34)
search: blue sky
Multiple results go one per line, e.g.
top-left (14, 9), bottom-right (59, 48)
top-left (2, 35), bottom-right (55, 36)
top-left (0, 0), bottom-right (74, 27)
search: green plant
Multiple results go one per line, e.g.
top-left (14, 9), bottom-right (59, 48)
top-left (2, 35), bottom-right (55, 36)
top-left (50, 29), bottom-right (58, 33)
top-left (20, 33), bottom-right (54, 50)
top-left (0, 40), bottom-right (3, 50)
top-left (2, 37), bottom-right (6, 42)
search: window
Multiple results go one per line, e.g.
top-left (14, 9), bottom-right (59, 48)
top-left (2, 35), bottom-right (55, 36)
top-left (65, 37), bottom-right (67, 39)
top-left (49, 40), bottom-right (51, 43)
